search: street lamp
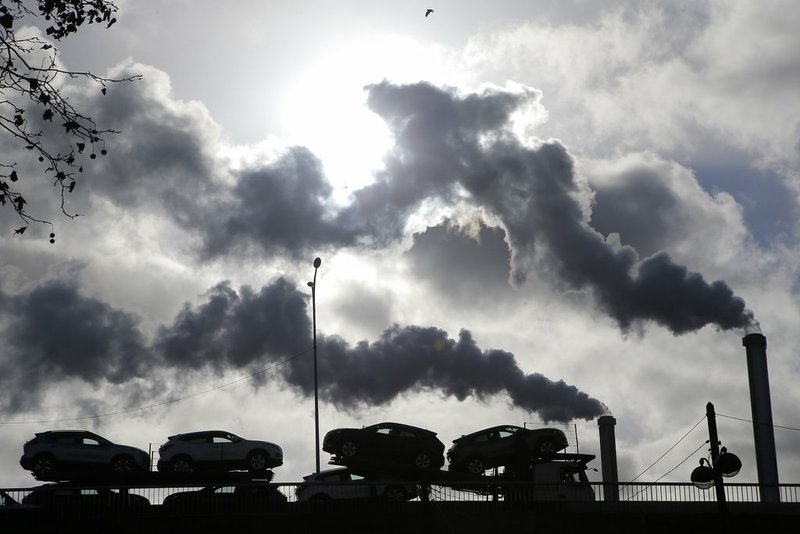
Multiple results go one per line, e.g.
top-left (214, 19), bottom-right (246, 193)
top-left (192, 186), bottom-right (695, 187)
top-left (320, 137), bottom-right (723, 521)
top-left (691, 402), bottom-right (742, 513)
top-left (307, 257), bottom-right (322, 473)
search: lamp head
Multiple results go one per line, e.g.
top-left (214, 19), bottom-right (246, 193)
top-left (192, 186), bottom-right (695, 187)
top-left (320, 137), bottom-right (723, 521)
top-left (314, 257), bottom-right (322, 269)
top-left (691, 459), bottom-right (715, 490)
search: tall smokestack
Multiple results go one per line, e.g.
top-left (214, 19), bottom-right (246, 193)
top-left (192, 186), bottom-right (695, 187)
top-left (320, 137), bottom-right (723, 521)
top-left (742, 333), bottom-right (780, 502)
top-left (598, 415), bottom-right (619, 502)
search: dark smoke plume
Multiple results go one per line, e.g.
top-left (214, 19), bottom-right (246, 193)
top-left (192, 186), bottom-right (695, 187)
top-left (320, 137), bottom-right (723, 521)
top-left (0, 276), bottom-right (604, 422)
top-left (155, 279), bottom-right (604, 422)
top-left (343, 81), bottom-right (755, 333)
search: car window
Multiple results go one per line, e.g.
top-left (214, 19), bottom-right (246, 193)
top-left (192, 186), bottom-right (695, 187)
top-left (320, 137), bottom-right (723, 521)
top-left (81, 438), bottom-right (101, 446)
top-left (498, 430), bottom-right (515, 439)
top-left (212, 436), bottom-right (234, 444)
top-left (186, 436), bottom-right (207, 444)
top-left (375, 428), bottom-right (391, 435)
top-left (54, 436), bottom-right (77, 444)
top-left (396, 430), bottom-right (416, 438)
top-left (214, 487), bottom-right (235, 494)
top-left (560, 467), bottom-right (584, 483)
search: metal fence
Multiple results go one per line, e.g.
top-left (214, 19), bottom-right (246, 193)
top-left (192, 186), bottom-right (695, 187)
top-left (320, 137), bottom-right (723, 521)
top-left (4, 480), bottom-right (800, 510)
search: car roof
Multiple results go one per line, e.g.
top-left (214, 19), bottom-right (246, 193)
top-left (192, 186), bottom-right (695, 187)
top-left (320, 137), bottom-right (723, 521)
top-left (35, 430), bottom-right (103, 439)
top-left (453, 424), bottom-right (555, 442)
top-left (302, 467), bottom-right (350, 481)
top-left (168, 430), bottom-right (237, 440)
top-left (366, 422), bottom-right (438, 436)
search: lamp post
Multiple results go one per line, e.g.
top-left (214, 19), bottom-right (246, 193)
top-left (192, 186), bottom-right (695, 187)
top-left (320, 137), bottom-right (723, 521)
top-left (691, 402), bottom-right (742, 516)
top-left (307, 257), bottom-right (322, 473)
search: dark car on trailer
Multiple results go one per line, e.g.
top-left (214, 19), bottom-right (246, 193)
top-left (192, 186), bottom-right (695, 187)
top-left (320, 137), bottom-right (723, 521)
top-left (21, 484), bottom-right (150, 511)
top-left (323, 422), bottom-right (445, 474)
top-left (447, 425), bottom-right (568, 475)
top-left (162, 483), bottom-right (286, 513)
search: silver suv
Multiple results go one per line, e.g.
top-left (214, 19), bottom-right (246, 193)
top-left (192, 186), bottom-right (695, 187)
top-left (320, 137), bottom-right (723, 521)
top-left (19, 430), bottom-right (150, 478)
top-left (157, 430), bottom-right (283, 473)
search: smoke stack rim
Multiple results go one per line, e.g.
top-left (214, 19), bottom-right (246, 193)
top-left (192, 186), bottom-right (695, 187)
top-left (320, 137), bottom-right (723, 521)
top-left (742, 332), bottom-right (766, 348)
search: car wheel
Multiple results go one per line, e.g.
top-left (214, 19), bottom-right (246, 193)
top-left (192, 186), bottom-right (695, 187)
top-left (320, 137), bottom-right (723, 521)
top-left (384, 486), bottom-right (407, 502)
top-left (466, 456), bottom-right (485, 475)
top-left (171, 456), bottom-right (193, 473)
top-left (341, 440), bottom-right (358, 458)
top-left (538, 439), bottom-right (557, 458)
top-left (31, 454), bottom-right (56, 475)
top-left (247, 450), bottom-right (269, 472)
top-left (414, 450), bottom-right (433, 471)
top-left (111, 454), bottom-right (136, 472)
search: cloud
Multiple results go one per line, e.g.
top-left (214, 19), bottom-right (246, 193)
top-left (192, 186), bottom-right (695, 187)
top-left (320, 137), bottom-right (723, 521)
top-left (405, 220), bottom-right (513, 301)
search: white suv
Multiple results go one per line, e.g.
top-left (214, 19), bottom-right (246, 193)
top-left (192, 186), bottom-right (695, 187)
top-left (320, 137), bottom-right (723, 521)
top-left (157, 430), bottom-right (283, 473)
top-left (296, 467), bottom-right (419, 502)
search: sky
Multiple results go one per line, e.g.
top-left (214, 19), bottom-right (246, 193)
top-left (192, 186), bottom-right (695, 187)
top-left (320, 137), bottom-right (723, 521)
top-left (1, 0), bottom-right (800, 491)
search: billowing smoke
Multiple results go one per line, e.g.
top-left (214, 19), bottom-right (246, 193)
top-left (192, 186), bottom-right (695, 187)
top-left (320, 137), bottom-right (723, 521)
top-left (83, 70), bottom-right (755, 333)
top-left (156, 279), bottom-right (604, 422)
top-left (0, 279), bottom-right (151, 413)
top-left (176, 81), bottom-right (753, 333)
top-left (0, 277), bottom-right (604, 422)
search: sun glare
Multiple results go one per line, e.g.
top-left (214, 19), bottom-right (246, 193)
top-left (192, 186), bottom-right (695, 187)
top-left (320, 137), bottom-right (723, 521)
top-left (277, 35), bottom-right (465, 204)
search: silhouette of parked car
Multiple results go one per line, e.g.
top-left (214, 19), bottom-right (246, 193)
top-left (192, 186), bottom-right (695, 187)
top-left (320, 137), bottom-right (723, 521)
top-left (296, 467), bottom-right (420, 502)
top-left (162, 483), bottom-right (286, 512)
top-left (21, 484), bottom-right (150, 510)
top-left (447, 425), bottom-right (568, 475)
top-left (323, 422), bottom-right (445, 473)
top-left (19, 430), bottom-right (150, 478)
top-left (157, 430), bottom-right (283, 473)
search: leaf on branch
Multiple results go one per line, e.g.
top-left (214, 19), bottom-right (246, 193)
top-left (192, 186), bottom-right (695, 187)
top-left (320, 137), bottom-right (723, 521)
top-left (107, 18), bottom-right (116, 28)
top-left (9, 171), bottom-right (17, 182)
top-left (39, 92), bottom-right (51, 104)
top-left (14, 115), bottom-right (24, 127)
top-left (14, 226), bottom-right (27, 235)
top-left (101, 87), bottom-right (107, 95)
top-left (0, 13), bottom-right (13, 29)
top-left (62, 120), bottom-right (80, 133)
top-left (14, 196), bottom-right (26, 210)
top-left (28, 78), bottom-right (40, 90)
top-left (77, 142), bottom-right (85, 153)
top-left (55, 171), bottom-right (66, 181)
top-left (68, 181), bottom-right (76, 193)
top-left (43, 109), bottom-right (54, 121)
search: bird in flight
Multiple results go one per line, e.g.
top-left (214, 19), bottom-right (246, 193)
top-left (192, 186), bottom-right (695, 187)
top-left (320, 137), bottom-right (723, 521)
top-left (425, 9), bottom-right (434, 17)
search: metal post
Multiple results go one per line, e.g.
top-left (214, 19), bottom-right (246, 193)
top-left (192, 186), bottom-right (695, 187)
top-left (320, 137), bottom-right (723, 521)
top-left (706, 402), bottom-right (727, 511)
top-left (309, 257), bottom-right (322, 473)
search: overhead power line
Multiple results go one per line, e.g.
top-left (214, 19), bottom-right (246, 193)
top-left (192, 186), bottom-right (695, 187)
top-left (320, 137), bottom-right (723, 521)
top-left (717, 412), bottom-right (800, 433)
top-left (628, 415), bottom-right (706, 483)
top-left (0, 347), bottom-right (313, 425)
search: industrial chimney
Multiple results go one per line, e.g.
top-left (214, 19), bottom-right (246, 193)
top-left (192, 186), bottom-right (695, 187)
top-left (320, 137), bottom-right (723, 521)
top-left (597, 415), bottom-right (619, 502)
top-left (742, 333), bottom-right (780, 502)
